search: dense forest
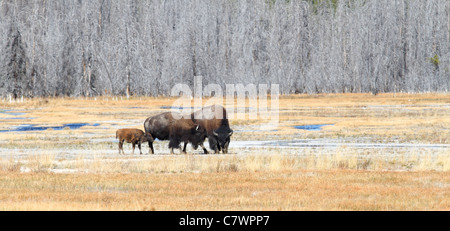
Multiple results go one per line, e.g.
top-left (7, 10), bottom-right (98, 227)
top-left (0, 0), bottom-right (449, 98)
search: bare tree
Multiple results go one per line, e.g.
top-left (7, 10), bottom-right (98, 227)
top-left (0, 0), bottom-right (448, 98)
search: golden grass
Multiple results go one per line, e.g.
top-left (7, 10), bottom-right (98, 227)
top-left (0, 93), bottom-right (449, 210)
top-left (1, 93), bottom-right (448, 143)
top-left (2, 147), bottom-right (448, 174)
top-left (0, 170), bottom-right (448, 211)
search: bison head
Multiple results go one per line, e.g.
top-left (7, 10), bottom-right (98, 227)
top-left (189, 124), bottom-right (207, 150)
top-left (193, 124), bottom-right (206, 135)
top-left (143, 132), bottom-right (154, 143)
top-left (191, 124), bottom-right (207, 141)
top-left (212, 128), bottom-right (233, 150)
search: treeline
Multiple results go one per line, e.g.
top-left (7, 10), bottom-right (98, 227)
top-left (0, 0), bottom-right (449, 98)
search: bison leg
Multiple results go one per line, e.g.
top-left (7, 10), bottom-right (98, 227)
top-left (138, 142), bottom-right (143, 155)
top-left (215, 143), bottom-right (221, 154)
top-left (169, 136), bottom-right (181, 155)
top-left (148, 141), bottom-right (154, 154)
top-left (199, 143), bottom-right (209, 154)
top-left (208, 136), bottom-right (220, 154)
top-left (118, 141), bottom-right (124, 155)
top-left (182, 142), bottom-right (188, 154)
top-left (223, 139), bottom-right (230, 154)
top-left (132, 142), bottom-right (136, 155)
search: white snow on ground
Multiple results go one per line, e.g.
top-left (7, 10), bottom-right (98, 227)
top-left (1, 139), bottom-right (448, 160)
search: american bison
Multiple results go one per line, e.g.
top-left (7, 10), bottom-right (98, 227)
top-left (116, 128), bottom-right (153, 155)
top-left (144, 112), bottom-right (208, 154)
top-left (168, 119), bottom-right (207, 154)
top-left (191, 105), bottom-right (233, 154)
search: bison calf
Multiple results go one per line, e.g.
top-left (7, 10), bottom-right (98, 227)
top-left (168, 119), bottom-right (207, 154)
top-left (116, 128), bottom-right (153, 155)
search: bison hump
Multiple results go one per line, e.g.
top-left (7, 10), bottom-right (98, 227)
top-left (193, 105), bottom-right (227, 120)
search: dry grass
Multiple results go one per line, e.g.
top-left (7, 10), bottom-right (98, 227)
top-left (1, 148), bottom-right (448, 174)
top-left (0, 170), bottom-right (447, 211)
top-left (1, 93), bottom-right (448, 143)
top-left (274, 93), bottom-right (450, 143)
top-left (0, 150), bottom-right (448, 210)
top-left (0, 93), bottom-right (449, 210)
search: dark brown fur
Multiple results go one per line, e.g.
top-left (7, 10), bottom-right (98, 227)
top-left (144, 112), bottom-right (208, 154)
top-left (191, 105), bottom-right (233, 154)
top-left (116, 128), bottom-right (153, 155)
top-left (168, 119), bottom-right (207, 154)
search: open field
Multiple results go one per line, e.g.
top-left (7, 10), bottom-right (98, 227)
top-left (0, 93), bottom-right (449, 210)
top-left (0, 170), bottom-right (448, 211)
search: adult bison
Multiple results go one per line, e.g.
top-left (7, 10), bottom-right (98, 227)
top-left (191, 105), bottom-right (233, 154)
top-left (144, 112), bottom-right (208, 154)
top-left (168, 119), bottom-right (207, 154)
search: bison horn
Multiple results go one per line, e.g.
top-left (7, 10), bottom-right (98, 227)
top-left (196, 125), bottom-right (199, 131)
top-left (228, 130), bottom-right (233, 137)
top-left (213, 131), bottom-right (218, 136)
